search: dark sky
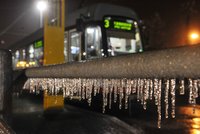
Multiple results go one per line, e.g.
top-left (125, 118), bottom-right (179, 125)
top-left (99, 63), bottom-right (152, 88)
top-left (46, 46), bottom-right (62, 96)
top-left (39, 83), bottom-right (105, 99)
top-left (0, 0), bottom-right (199, 49)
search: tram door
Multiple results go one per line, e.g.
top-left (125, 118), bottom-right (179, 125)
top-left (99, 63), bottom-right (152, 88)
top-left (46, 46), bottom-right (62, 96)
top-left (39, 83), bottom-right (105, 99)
top-left (69, 30), bottom-right (82, 61)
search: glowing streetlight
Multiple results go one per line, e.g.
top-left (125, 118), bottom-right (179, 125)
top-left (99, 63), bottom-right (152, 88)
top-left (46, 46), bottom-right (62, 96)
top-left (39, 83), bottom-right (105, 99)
top-left (190, 33), bottom-right (199, 40)
top-left (37, 1), bottom-right (47, 28)
top-left (188, 32), bottom-right (199, 45)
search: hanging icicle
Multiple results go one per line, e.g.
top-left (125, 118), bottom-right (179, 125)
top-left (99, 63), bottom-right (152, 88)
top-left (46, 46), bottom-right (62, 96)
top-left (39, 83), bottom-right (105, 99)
top-left (179, 80), bottom-right (185, 95)
top-left (149, 79), bottom-right (153, 100)
top-left (157, 79), bottom-right (162, 128)
top-left (23, 76), bottom-right (200, 129)
top-left (170, 79), bottom-right (176, 118)
top-left (164, 79), bottom-right (169, 119)
top-left (154, 79), bottom-right (159, 106)
top-left (143, 79), bottom-right (149, 110)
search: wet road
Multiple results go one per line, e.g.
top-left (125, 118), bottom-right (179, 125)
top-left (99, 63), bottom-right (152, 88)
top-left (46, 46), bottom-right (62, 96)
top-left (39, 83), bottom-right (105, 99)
top-left (119, 105), bottom-right (200, 134)
top-left (10, 94), bottom-right (200, 134)
top-left (11, 95), bottom-right (143, 134)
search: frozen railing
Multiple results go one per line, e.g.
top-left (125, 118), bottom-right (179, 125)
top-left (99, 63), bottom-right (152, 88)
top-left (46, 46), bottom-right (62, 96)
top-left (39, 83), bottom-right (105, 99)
top-left (24, 45), bottom-right (200, 128)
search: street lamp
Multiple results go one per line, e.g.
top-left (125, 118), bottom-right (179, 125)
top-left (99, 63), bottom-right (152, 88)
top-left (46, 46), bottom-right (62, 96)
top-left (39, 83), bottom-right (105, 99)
top-left (188, 32), bottom-right (199, 44)
top-left (190, 33), bottom-right (199, 40)
top-left (37, 1), bottom-right (47, 28)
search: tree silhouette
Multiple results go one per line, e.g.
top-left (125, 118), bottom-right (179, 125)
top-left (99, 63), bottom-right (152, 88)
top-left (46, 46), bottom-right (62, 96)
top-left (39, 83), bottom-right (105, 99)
top-left (144, 13), bottom-right (166, 50)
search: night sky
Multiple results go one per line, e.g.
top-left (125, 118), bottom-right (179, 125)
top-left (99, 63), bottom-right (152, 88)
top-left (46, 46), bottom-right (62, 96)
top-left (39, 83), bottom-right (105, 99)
top-left (0, 0), bottom-right (199, 49)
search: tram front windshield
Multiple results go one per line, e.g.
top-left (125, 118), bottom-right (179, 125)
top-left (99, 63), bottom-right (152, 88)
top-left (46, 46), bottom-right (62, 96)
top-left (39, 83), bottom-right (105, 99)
top-left (104, 17), bottom-right (143, 56)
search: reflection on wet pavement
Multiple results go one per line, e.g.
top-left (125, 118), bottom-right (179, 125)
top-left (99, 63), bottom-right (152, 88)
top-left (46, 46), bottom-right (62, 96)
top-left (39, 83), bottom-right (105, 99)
top-left (120, 105), bottom-right (200, 134)
top-left (177, 106), bottom-right (200, 134)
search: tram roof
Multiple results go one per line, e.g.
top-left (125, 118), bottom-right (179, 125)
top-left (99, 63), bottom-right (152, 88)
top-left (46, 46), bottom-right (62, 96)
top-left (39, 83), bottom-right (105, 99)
top-left (66, 3), bottom-right (139, 27)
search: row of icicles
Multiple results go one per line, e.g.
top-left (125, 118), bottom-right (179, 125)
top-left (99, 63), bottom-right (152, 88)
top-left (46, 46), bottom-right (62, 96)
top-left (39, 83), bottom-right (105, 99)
top-left (23, 78), bottom-right (200, 128)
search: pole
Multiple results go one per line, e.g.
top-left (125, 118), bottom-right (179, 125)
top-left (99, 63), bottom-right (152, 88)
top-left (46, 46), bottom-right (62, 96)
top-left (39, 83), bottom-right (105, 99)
top-left (40, 10), bottom-right (43, 28)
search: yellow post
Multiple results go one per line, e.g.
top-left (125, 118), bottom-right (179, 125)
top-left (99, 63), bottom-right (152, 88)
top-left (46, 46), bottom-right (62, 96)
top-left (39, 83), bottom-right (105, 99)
top-left (43, 0), bottom-right (65, 65)
top-left (43, 0), bottom-right (65, 111)
top-left (43, 89), bottom-right (64, 110)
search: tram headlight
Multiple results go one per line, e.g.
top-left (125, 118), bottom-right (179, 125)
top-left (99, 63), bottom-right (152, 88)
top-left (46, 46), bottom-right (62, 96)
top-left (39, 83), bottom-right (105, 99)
top-left (83, 52), bottom-right (86, 56)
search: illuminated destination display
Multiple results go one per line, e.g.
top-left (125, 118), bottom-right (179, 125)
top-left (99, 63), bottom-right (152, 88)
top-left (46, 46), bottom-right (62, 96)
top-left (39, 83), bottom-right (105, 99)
top-left (104, 16), bottom-right (135, 31)
top-left (34, 40), bottom-right (43, 48)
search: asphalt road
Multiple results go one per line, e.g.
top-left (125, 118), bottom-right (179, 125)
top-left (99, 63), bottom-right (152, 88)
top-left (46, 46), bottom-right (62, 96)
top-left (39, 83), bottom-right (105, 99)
top-left (11, 94), bottom-right (144, 134)
top-left (10, 93), bottom-right (200, 134)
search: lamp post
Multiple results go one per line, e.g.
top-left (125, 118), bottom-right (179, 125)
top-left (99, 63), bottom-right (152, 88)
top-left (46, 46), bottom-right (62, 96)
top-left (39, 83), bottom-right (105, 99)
top-left (37, 1), bottom-right (47, 28)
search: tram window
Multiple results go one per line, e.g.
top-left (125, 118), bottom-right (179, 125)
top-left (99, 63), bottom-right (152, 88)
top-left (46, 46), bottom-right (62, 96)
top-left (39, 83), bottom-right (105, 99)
top-left (85, 26), bottom-right (102, 59)
top-left (27, 44), bottom-right (37, 67)
top-left (28, 45), bottom-right (34, 60)
top-left (15, 50), bottom-right (20, 59)
top-left (34, 44), bottom-right (44, 66)
top-left (13, 50), bottom-right (20, 69)
top-left (64, 32), bottom-right (68, 62)
top-left (69, 31), bottom-right (81, 61)
top-left (22, 49), bottom-right (26, 60)
top-left (18, 49), bottom-right (24, 61)
top-left (107, 29), bottom-right (143, 56)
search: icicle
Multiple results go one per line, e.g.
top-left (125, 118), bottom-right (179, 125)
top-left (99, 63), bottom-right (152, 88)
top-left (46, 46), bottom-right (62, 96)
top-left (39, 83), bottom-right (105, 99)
top-left (55, 78), bottom-right (63, 95)
top-left (192, 80), bottom-right (198, 114)
top-left (119, 79), bottom-right (125, 110)
top-left (93, 79), bottom-right (98, 96)
top-left (34, 78), bottom-right (39, 91)
top-left (131, 79), bottom-right (137, 94)
top-left (137, 79), bottom-right (141, 102)
top-left (29, 78), bottom-right (35, 93)
top-left (108, 80), bottom-right (113, 109)
top-left (77, 78), bottom-right (82, 100)
top-left (170, 79), bottom-right (176, 118)
top-left (198, 79), bottom-right (200, 96)
top-left (29, 78), bottom-right (33, 92)
top-left (140, 79), bottom-right (144, 105)
top-left (97, 79), bottom-right (102, 94)
top-left (73, 79), bottom-right (78, 96)
top-left (41, 78), bottom-right (48, 90)
top-left (54, 79), bottom-right (58, 95)
top-left (157, 79), bottom-right (162, 128)
top-left (102, 79), bottom-right (109, 113)
top-left (23, 79), bottom-right (30, 89)
top-left (113, 79), bottom-right (118, 103)
top-left (86, 79), bottom-right (93, 106)
top-left (62, 78), bottom-right (66, 97)
top-left (143, 79), bottom-right (149, 110)
top-left (125, 79), bottom-right (131, 109)
top-left (149, 79), bottom-right (153, 100)
top-left (81, 79), bottom-right (86, 100)
top-left (193, 80), bottom-right (198, 99)
top-left (85, 79), bottom-right (88, 100)
top-left (188, 78), bottom-right (193, 104)
top-left (164, 79), bottom-right (169, 119)
top-left (179, 80), bottom-right (185, 95)
top-left (154, 79), bottom-right (159, 106)
top-left (64, 78), bottom-right (70, 97)
top-left (68, 79), bottom-right (73, 99)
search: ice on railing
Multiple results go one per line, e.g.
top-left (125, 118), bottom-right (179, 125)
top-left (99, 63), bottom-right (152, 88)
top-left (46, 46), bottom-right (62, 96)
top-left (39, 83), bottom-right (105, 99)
top-left (23, 78), bottom-right (200, 128)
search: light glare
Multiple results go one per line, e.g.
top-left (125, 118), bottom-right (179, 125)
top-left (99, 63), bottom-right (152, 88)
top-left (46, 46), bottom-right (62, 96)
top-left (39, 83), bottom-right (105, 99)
top-left (37, 1), bottom-right (47, 12)
top-left (190, 33), bottom-right (199, 40)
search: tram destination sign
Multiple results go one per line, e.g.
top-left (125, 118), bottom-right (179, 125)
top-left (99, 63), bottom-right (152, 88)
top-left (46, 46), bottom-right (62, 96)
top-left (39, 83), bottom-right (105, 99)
top-left (34, 40), bottom-right (43, 48)
top-left (104, 16), bottom-right (135, 31)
